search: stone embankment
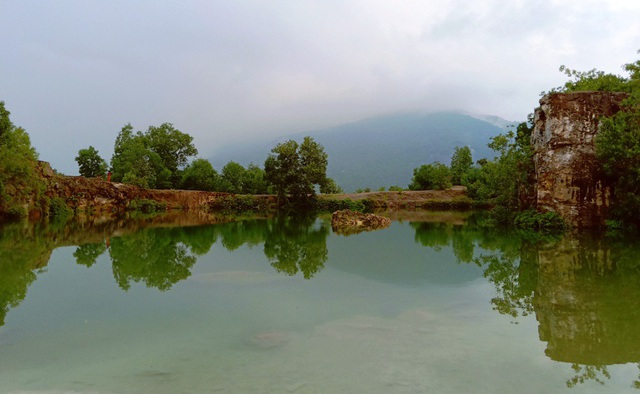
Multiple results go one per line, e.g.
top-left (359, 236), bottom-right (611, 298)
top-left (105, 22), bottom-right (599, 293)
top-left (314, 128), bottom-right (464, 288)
top-left (532, 91), bottom-right (628, 228)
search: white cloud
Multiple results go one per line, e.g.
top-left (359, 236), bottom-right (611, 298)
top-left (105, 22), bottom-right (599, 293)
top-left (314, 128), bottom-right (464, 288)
top-left (1, 0), bottom-right (639, 173)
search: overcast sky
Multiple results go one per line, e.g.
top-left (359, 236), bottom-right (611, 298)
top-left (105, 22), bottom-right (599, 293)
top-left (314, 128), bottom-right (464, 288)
top-left (2, 0), bottom-right (639, 174)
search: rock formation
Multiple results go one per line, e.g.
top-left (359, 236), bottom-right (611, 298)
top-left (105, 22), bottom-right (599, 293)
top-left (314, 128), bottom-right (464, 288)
top-left (330, 210), bottom-right (391, 235)
top-left (532, 92), bottom-right (628, 228)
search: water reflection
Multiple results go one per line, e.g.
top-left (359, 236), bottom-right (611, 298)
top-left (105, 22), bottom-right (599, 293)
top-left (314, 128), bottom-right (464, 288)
top-left (0, 214), bottom-right (330, 325)
top-left (412, 220), bottom-right (640, 388)
top-left (3, 213), bottom-right (640, 389)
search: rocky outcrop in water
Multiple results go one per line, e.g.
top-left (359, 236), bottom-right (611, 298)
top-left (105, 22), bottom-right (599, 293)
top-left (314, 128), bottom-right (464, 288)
top-left (331, 210), bottom-right (391, 235)
top-left (532, 92), bottom-right (628, 228)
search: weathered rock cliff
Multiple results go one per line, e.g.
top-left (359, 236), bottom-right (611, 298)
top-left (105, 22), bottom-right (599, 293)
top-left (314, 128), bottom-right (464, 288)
top-left (532, 92), bottom-right (628, 228)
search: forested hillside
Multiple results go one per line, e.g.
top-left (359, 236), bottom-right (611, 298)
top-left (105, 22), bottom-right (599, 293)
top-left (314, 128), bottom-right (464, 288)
top-left (210, 112), bottom-right (510, 191)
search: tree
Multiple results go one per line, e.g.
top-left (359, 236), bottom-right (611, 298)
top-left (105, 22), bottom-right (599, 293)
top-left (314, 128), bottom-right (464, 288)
top-left (450, 146), bottom-right (473, 185)
top-left (243, 164), bottom-right (268, 194)
top-left (0, 101), bottom-right (41, 219)
top-left (464, 121), bottom-right (535, 218)
top-left (220, 161), bottom-right (246, 193)
top-left (75, 146), bottom-right (108, 178)
top-left (110, 123), bottom-right (197, 189)
top-left (146, 123), bottom-right (198, 186)
top-left (409, 162), bottom-right (452, 190)
top-left (180, 158), bottom-right (219, 191)
top-left (264, 136), bottom-right (331, 205)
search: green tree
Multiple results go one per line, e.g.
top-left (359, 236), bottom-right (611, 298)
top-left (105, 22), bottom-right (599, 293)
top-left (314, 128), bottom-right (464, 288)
top-left (264, 136), bottom-right (331, 206)
top-left (450, 146), bottom-right (473, 185)
top-left (243, 164), bottom-right (268, 194)
top-left (75, 146), bottom-right (108, 178)
top-left (0, 101), bottom-right (41, 220)
top-left (464, 121), bottom-right (535, 218)
top-left (180, 158), bottom-right (219, 191)
top-left (408, 162), bottom-right (452, 190)
top-left (320, 177), bottom-right (343, 194)
top-left (146, 123), bottom-right (198, 186)
top-left (110, 123), bottom-right (197, 189)
top-left (220, 161), bottom-right (246, 193)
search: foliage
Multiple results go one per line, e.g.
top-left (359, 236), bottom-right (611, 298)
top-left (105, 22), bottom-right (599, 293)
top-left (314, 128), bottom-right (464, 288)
top-left (595, 102), bottom-right (640, 227)
top-left (180, 158), bottom-right (220, 191)
top-left (319, 177), bottom-right (343, 194)
top-left (314, 198), bottom-right (367, 213)
top-left (464, 120), bottom-right (535, 214)
top-left (110, 122), bottom-right (197, 189)
top-left (219, 161), bottom-right (246, 193)
top-left (0, 101), bottom-right (43, 221)
top-left (48, 197), bottom-right (73, 221)
top-left (264, 136), bottom-right (332, 207)
top-left (513, 210), bottom-right (565, 232)
top-left (450, 146), bottom-right (473, 185)
top-left (75, 146), bottom-right (108, 178)
top-left (127, 199), bottom-right (167, 213)
top-left (388, 186), bottom-right (404, 192)
top-left (408, 162), bottom-right (452, 190)
top-left (243, 164), bottom-right (268, 194)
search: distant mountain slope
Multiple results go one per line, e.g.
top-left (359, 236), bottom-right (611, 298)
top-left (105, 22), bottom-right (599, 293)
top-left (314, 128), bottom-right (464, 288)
top-left (209, 112), bottom-right (512, 192)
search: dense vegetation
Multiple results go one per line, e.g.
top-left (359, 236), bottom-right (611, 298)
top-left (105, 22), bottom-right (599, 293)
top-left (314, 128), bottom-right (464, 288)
top-left (0, 102), bottom-right (43, 220)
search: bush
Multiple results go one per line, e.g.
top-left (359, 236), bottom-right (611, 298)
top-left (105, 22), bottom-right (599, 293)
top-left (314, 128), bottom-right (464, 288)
top-left (514, 210), bottom-right (565, 231)
top-left (314, 198), bottom-right (368, 213)
top-left (48, 197), bottom-right (73, 220)
top-left (128, 199), bottom-right (166, 213)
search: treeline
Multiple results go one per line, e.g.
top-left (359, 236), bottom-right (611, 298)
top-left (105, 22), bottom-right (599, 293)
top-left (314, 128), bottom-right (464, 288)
top-left (76, 124), bottom-right (342, 207)
top-left (405, 119), bottom-right (544, 227)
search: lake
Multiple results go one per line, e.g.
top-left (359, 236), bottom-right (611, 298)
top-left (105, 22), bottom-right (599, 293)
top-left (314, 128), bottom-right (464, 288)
top-left (1, 212), bottom-right (640, 393)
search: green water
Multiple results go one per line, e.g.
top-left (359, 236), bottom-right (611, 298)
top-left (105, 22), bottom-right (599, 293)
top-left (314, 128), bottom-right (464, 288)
top-left (1, 213), bottom-right (640, 393)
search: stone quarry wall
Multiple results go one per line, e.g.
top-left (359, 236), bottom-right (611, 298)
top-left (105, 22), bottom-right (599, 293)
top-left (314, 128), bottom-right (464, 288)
top-left (532, 91), bottom-right (628, 228)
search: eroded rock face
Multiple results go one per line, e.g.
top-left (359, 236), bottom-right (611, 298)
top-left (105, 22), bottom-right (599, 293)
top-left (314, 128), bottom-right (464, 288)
top-left (532, 92), bottom-right (628, 228)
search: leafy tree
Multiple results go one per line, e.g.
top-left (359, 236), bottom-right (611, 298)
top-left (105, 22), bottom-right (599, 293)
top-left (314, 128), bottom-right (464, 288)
top-left (408, 162), bottom-right (452, 190)
top-left (75, 146), bottom-right (108, 178)
top-left (320, 177), bottom-right (343, 194)
top-left (110, 122), bottom-right (197, 189)
top-left (220, 161), bottom-right (246, 193)
top-left (180, 158), bottom-right (219, 191)
top-left (146, 123), bottom-right (198, 186)
top-left (450, 146), bottom-right (473, 185)
top-left (0, 101), bottom-right (41, 219)
top-left (464, 121), bottom-right (535, 218)
top-left (243, 164), bottom-right (268, 194)
top-left (264, 136), bottom-right (332, 206)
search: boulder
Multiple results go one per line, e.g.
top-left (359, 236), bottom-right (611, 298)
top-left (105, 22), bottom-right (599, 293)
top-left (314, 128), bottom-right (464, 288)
top-left (331, 210), bottom-right (391, 235)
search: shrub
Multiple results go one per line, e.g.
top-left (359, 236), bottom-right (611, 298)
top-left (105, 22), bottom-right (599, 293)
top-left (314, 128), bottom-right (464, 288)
top-left (48, 197), bottom-right (73, 220)
top-left (514, 210), bottom-right (565, 231)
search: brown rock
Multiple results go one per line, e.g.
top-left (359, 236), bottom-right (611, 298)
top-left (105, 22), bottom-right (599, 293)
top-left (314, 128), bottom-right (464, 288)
top-left (532, 92), bottom-right (628, 228)
top-left (331, 210), bottom-right (391, 235)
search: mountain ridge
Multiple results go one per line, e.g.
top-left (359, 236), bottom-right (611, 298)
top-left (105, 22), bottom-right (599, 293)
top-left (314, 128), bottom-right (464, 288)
top-left (209, 111), bottom-right (515, 192)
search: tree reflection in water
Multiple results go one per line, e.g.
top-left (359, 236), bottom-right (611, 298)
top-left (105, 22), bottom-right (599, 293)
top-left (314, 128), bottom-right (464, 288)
top-left (263, 216), bottom-right (328, 279)
top-left (412, 220), bottom-right (640, 389)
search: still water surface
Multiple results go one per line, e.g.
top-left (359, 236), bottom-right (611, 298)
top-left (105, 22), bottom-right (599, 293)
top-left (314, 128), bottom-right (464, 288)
top-left (1, 213), bottom-right (640, 393)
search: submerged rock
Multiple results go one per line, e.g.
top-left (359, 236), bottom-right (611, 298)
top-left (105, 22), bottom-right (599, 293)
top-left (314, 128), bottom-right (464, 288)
top-left (330, 210), bottom-right (391, 236)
